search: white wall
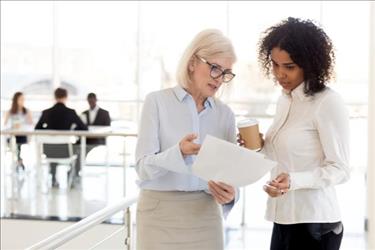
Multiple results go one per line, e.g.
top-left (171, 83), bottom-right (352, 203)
top-left (367, 2), bottom-right (375, 250)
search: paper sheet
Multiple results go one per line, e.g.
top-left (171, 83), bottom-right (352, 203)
top-left (192, 135), bottom-right (276, 187)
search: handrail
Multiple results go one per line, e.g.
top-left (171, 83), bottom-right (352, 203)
top-left (26, 196), bottom-right (138, 250)
top-left (88, 226), bottom-right (125, 249)
top-left (0, 128), bottom-right (138, 137)
top-left (1, 127), bottom-right (137, 215)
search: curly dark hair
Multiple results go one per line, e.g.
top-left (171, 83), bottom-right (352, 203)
top-left (258, 17), bottom-right (335, 96)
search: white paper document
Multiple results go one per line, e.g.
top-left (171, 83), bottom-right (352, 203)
top-left (192, 135), bottom-right (277, 187)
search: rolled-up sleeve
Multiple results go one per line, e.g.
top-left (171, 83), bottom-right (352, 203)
top-left (289, 93), bottom-right (350, 190)
top-left (135, 93), bottom-right (190, 181)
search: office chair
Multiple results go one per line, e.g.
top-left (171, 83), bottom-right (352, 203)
top-left (36, 135), bottom-right (78, 190)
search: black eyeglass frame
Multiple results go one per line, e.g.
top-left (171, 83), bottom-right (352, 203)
top-left (196, 55), bottom-right (236, 83)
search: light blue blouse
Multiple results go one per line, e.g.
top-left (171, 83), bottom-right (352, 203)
top-left (135, 86), bottom-right (238, 213)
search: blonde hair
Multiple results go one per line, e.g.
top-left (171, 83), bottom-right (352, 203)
top-left (176, 29), bottom-right (237, 88)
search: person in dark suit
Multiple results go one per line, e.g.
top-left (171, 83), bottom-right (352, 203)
top-left (82, 93), bottom-right (111, 144)
top-left (35, 88), bottom-right (88, 187)
top-left (81, 93), bottom-right (111, 156)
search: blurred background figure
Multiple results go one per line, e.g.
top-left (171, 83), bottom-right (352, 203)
top-left (80, 92), bottom-right (111, 175)
top-left (35, 88), bottom-right (87, 188)
top-left (81, 92), bottom-right (111, 155)
top-left (3, 92), bottom-right (33, 172)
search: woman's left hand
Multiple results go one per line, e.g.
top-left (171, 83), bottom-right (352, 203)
top-left (208, 181), bottom-right (235, 204)
top-left (263, 172), bottom-right (290, 197)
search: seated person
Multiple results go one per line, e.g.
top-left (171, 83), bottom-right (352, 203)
top-left (35, 88), bottom-right (87, 188)
top-left (3, 92), bottom-right (33, 172)
top-left (81, 93), bottom-right (111, 156)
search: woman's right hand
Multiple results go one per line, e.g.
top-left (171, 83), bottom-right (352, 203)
top-left (13, 123), bottom-right (21, 129)
top-left (237, 133), bottom-right (245, 147)
top-left (237, 133), bottom-right (265, 148)
top-left (179, 133), bottom-right (201, 157)
top-left (259, 133), bottom-right (265, 148)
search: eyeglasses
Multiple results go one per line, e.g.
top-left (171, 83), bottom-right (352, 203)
top-left (196, 56), bottom-right (236, 83)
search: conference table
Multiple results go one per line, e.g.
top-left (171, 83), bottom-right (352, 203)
top-left (0, 126), bottom-right (137, 215)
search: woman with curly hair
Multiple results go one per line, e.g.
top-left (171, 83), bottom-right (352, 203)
top-left (256, 17), bottom-right (350, 250)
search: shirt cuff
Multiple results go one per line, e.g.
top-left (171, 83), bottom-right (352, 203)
top-left (222, 187), bottom-right (240, 218)
top-left (289, 171), bottom-right (314, 190)
top-left (146, 143), bottom-right (190, 175)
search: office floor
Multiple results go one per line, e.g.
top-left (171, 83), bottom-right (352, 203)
top-left (1, 168), bottom-right (368, 249)
top-left (0, 143), bottom-right (368, 250)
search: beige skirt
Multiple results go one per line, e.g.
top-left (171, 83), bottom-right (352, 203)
top-left (136, 189), bottom-right (223, 250)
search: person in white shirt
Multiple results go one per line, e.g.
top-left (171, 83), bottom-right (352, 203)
top-left (135, 29), bottom-right (238, 250)
top-left (256, 17), bottom-right (350, 250)
top-left (79, 93), bottom-right (111, 182)
top-left (4, 92), bottom-right (33, 172)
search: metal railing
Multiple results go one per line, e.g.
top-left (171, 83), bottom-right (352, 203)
top-left (0, 127), bottom-right (137, 215)
top-left (26, 196), bottom-right (138, 250)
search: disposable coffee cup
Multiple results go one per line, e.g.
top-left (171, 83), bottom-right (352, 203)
top-left (237, 118), bottom-right (262, 151)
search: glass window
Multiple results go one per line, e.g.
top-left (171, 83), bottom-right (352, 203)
top-left (138, 1), bottom-right (228, 99)
top-left (1, 1), bottom-right (53, 111)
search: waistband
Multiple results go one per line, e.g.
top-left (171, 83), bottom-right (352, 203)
top-left (140, 189), bottom-right (209, 201)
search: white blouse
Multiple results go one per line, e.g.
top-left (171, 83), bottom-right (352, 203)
top-left (263, 83), bottom-right (350, 224)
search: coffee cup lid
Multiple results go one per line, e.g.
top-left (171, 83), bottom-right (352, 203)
top-left (237, 118), bottom-right (258, 128)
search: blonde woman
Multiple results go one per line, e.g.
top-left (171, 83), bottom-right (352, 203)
top-left (135, 29), bottom-right (238, 250)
